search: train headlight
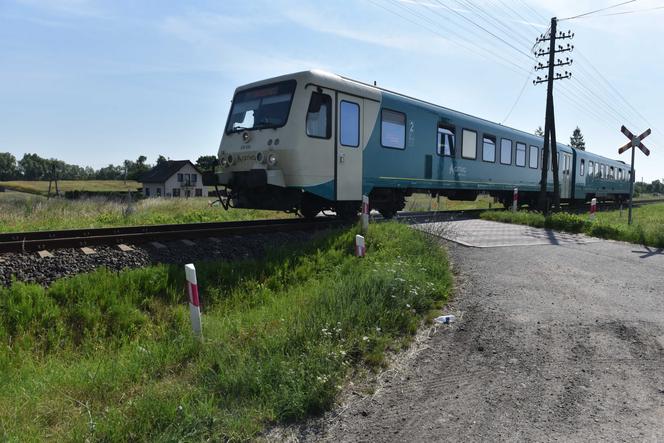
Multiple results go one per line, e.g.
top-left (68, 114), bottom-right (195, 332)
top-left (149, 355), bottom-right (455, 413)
top-left (227, 154), bottom-right (234, 165)
top-left (256, 152), bottom-right (264, 163)
top-left (220, 157), bottom-right (228, 167)
top-left (242, 131), bottom-right (251, 143)
top-left (267, 152), bottom-right (278, 166)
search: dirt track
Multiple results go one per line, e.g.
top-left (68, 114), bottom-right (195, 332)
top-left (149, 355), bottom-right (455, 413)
top-left (299, 231), bottom-right (664, 442)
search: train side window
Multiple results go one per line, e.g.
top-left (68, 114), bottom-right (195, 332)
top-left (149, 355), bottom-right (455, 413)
top-left (529, 146), bottom-right (539, 169)
top-left (580, 159), bottom-right (585, 176)
top-left (609, 166), bottom-right (614, 179)
top-left (515, 142), bottom-right (526, 167)
top-left (588, 161), bottom-right (594, 177)
top-left (437, 124), bottom-right (455, 156)
top-left (340, 100), bottom-right (360, 147)
top-left (500, 139), bottom-right (512, 165)
top-left (381, 109), bottom-right (406, 149)
top-left (482, 134), bottom-right (496, 162)
top-left (618, 168), bottom-right (623, 180)
top-left (306, 92), bottom-right (332, 139)
top-left (461, 129), bottom-right (477, 159)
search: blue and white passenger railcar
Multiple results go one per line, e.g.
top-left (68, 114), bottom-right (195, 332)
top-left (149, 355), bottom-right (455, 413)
top-left (216, 70), bottom-right (630, 217)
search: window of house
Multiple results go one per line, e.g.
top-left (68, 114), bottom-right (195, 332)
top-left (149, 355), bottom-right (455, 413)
top-left (195, 188), bottom-right (202, 197)
top-left (173, 188), bottom-right (180, 197)
top-left (177, 173), bottom-right (183, 182)
top-left (461, 129), bottom-right (477, 159)
top-left (529, 146), bottom-right (539, 169)
top-left (191, 174), bottom-right (197, 183)
top-left (381, 109), bottom-right (406, 149)
top-left (515, 142), bottom-right (526, 167)
top-left (145, 187), bottom-right (150, 197)
top-left (156, 188), bottom-right (161, 197)
top-left (482, 134), bottom-right (496, 162)
top-left (580, 159), bottom-right (585, 176)
top-left (437, 124), bottom-right (455, 156)
top-left (306, 92), bottom-right (332, 138)
top-left (500, 139), bottom-right (512, 165)
top-left (340, 100), bottom-right (360, 147)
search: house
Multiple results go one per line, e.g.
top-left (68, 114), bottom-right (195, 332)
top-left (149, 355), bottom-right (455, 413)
top-left (139, 160), bottom-right (208, 198)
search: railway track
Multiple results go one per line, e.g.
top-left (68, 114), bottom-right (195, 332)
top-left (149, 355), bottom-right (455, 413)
top-left (0, 199), bottom-right (661, 254)
top-left (0, 208), bottom-right (491, 254)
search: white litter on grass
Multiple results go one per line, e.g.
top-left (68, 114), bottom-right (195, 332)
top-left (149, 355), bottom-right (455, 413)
top-left (435, 315), bottom-right (456, 324)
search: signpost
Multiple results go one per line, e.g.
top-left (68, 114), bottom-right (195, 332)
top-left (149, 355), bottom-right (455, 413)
top-left (618, 125), bottom-right (651, 225)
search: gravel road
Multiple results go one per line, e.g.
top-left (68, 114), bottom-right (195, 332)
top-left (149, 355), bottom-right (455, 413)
top-left (302, 229), bottom-right (664, 442)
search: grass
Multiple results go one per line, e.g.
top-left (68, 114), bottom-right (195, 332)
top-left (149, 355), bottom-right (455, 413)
top-left (0, 180), bottom-right (142, 195)
top-left (405, 193), bottom-right (496, 212)
top-left (480, 203), bottom-right (664, 247)
top-left (0, 196), bottom-right (292, 232)
top-left (0, 222), bottom-right (452, 441)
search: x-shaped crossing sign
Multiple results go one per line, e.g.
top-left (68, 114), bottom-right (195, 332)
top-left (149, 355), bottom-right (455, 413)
top-left (619, 125), bottom-right (651, 156)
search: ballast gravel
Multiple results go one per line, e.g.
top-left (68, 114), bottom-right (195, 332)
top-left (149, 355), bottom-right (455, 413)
top-left (0, 230), bottom-right (319, 287)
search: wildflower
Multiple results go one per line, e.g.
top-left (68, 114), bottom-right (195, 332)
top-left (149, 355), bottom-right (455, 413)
top-left (395, 277), bottom-right (406, 282)
top-left (406, 304), bottom-right (411, 308)
top-left (362, 336), bottom-right (369, 341)
top-left (376, 327), bottom-right (381, 332)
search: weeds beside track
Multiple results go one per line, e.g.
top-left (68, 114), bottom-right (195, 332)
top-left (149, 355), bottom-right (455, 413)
top-left (0, 223), bottom-right (452, 441)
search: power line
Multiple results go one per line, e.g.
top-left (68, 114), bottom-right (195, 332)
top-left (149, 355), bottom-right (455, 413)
top-left (431, 0), bottom-right (536, 60)
top-left (559, 0), bottom-right (637, 21)
top-left (502, 69), bottom-right (533, 124)
top-left (591, 5), bottom-right (664, 17)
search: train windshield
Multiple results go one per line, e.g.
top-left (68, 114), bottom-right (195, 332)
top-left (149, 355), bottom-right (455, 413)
top-left (226, 80), bottom-right (297, 133)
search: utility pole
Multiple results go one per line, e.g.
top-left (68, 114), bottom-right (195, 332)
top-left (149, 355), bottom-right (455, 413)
top-left (533, 18), bottom-right (574, 214)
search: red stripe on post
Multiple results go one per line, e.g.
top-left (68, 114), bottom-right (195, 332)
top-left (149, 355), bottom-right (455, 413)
top-left (188, 282), bottom-right (200, 307)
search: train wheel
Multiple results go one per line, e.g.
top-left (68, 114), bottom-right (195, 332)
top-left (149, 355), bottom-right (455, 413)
top-left (378, 207), bottom-right (397, 219)
top-left (336, 202), bottom-right (359, 220)
top-left (300, 203), bottom-right (322, 219)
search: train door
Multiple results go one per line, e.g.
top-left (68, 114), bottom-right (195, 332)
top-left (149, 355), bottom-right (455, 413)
top-left (560, 152), bottom-right (573, 199)
top-left (335, 93), bottom-right (364, 201)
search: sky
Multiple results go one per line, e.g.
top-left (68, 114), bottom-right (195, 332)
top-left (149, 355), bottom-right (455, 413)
top-left (1, 0), bottom-right (663, 181)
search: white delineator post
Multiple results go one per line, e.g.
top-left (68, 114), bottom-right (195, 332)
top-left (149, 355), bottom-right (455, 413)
top-left (185, 263), bottom-right (202, 338)
top-left (361, 195), bottom-right (369, 234)
top-left (512, 187), bottom-right (519, 212)
top-left (355, 234), bottom-right (366, 258)
top-left (589, 198), bottom-right (597, 221)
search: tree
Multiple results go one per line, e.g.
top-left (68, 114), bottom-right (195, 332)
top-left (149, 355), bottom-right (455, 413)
top-left (534, 126), bottom-right (544, 137)
top-left (0, 152), bottom-right (18, 180)
top-left (156, 155), bottom-right (168, 166)
top-left (196, 155), bottom-right (218, 172)
top-left (570, 126), bottom-right (586, 151)
top-left (18, 153), bottom-right (49, 180)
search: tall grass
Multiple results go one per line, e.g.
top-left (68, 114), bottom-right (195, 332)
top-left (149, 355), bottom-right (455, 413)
top-left (0, 196), bottom-right (291, 232)
top-left (480, 203), bottom-right (664, 247)
top-left (0, 223), bottom-right (452, 440)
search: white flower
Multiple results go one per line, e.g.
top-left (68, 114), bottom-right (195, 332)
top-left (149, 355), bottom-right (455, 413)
top-left (362, 336), bottom-right (369, 341)
top-left (406, 304), bottom-right (411, 308)
top-left (376, 327), bottom-right (381, 332)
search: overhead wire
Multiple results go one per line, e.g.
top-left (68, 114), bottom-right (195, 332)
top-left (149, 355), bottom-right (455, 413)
top-left (365, 0), bottom-right (659, 149)
top-left (559, 0), bottom-right (637, 21)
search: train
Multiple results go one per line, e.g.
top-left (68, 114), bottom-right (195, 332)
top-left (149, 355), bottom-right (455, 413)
top-left (216, 70), bottom-right (630, 218)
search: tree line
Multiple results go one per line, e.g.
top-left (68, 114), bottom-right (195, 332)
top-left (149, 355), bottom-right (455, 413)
top-left (0, 152), bottom-right (218, 181)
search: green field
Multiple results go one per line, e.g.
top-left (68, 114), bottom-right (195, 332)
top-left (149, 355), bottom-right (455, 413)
top-left (405, 193), bottom-right (496, 212)
top-left (481, 202), bottom-right (664, 247)
top-left (0, 223), bottom-right (452, 441)
top-left (0, 195), bottom-right (292, 232)
top-left (0, 180), bottom-right (141, 195)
